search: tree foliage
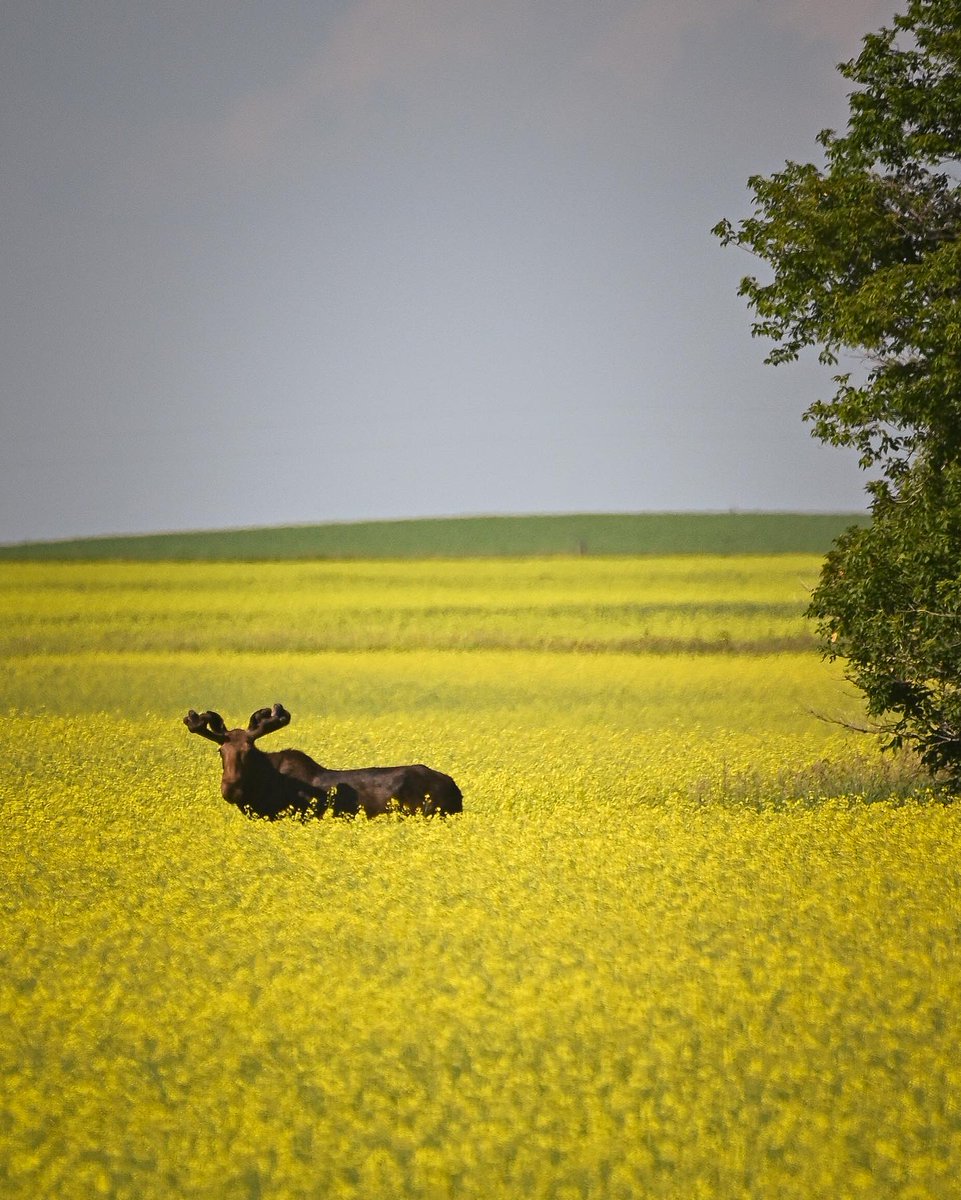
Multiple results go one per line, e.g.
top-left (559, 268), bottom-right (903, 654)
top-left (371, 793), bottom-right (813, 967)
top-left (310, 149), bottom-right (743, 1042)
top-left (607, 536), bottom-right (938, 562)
top-left (715, 0), bottom-right (961, 781)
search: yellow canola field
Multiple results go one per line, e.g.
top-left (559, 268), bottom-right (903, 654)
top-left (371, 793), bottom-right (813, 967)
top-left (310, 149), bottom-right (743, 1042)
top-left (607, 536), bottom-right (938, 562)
top-left (2, 558), bottom-right (960, 1199)
top-left (0, 555), bottom-right (818, 654)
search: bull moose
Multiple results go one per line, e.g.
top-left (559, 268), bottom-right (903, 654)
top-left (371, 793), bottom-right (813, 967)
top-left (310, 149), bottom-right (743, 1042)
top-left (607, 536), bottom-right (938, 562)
top-left (184, 703), bottom-right (462, 820)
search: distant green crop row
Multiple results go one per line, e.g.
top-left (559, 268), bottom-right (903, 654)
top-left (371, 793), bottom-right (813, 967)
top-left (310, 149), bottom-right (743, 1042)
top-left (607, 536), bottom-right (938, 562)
top-left (0, 511), bottom-right (868, 561)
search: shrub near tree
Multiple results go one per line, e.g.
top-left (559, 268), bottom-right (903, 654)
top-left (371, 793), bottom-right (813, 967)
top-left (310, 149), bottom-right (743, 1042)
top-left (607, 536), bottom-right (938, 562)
top-left (715, 0), bottom-right (961, 784)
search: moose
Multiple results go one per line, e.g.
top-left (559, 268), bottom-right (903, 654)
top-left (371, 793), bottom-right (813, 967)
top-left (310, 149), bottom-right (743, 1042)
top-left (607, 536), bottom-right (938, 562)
top-left (184, 703), bottom-right (463, 821)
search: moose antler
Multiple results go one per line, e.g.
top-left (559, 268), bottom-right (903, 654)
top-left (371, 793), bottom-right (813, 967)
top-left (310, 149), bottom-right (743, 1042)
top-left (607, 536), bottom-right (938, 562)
top-left (184, 710), bottom-right (229, 744)
top-left (247, 703), bottom-right (291, 740)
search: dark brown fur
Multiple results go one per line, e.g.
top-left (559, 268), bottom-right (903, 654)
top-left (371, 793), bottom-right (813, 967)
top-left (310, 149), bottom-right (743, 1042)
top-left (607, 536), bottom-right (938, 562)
top-left (184, 704), bottom-right (462, 820)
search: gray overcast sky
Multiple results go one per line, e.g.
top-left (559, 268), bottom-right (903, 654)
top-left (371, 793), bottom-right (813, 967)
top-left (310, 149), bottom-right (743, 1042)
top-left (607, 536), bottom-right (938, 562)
top-left (1, 0), bottom-right (896, 543)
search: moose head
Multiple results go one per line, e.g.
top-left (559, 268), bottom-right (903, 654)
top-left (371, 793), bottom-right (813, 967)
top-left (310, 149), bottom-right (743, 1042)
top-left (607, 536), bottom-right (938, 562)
top-left (183, 703), bottom-right (358, 819)
top-left (184, 704), bottom-right (292, 805)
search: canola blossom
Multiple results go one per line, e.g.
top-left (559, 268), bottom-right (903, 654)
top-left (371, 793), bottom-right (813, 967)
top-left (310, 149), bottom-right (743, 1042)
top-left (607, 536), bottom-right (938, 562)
top-left (2, 558), bottom-right (960, 1199)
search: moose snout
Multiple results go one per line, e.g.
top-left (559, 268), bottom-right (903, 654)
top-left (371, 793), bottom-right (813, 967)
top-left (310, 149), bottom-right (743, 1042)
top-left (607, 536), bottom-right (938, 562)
top-left (221, 779), bottom-right (244, 803)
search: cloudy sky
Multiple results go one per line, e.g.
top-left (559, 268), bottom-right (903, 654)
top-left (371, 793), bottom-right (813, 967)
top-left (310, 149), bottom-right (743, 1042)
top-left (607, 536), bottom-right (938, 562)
top-left (1, 0), bottom-right (897, 543)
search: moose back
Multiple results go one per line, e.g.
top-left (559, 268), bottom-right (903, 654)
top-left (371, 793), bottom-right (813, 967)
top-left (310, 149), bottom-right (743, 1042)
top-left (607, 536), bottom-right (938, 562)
top-left (184, 703), bottom-right (463, 820)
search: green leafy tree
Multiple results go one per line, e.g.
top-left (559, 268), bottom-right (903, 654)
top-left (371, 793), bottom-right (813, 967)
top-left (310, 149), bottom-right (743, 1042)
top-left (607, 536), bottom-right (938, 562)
top-left (714, 0), bottom-right (961, 781)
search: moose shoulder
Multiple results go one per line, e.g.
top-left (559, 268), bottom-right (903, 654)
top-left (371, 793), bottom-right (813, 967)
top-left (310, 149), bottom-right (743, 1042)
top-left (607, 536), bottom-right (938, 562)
top-left (184, 703), bottom-right (462, 820)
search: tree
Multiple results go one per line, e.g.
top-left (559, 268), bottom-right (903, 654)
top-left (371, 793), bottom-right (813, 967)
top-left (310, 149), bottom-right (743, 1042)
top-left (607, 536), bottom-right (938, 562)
top-left (714, 0), bottom-right (961, 782)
